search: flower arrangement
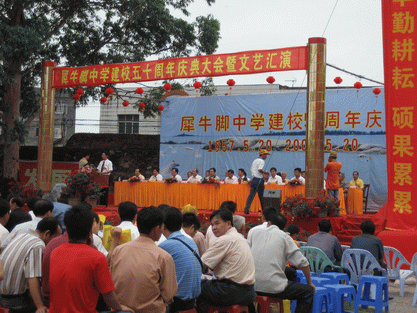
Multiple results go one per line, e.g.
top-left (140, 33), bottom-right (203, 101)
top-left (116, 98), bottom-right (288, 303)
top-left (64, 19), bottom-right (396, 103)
top-left (63, 171), bottom-right (104, 200)
top-left (8, 181), bottom-right (46, 203)
top-left (80, 165), bottom-right (96, 174)
top-left (288, 178), bottom-right (303, 186)
top-left (128, 176), bottom-right (141, 183)
top-left (165, 177), bottom-right (177, 184)
top-left (314, 190), bottom-right (340, 217)
top-left (200, 177), bottom-right (220, 187)
top-left (281, 194), bottom-right (314, 217)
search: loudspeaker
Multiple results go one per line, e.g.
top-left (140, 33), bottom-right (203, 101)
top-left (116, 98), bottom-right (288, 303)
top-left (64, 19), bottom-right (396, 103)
top-left (262, 189), bottom-right (282, 209)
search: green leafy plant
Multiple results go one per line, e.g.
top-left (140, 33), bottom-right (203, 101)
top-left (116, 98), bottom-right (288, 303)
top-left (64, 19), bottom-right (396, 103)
top-left (281, 193), bottom-right (314, 217)
top-left (314, 190), bottom-right (340, 217)
top-left (63, 171), bottom-right (104, 200)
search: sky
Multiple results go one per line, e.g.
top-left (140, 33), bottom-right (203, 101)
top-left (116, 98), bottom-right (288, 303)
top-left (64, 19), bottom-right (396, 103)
top-left (76, 0), bottom-right (385, 132)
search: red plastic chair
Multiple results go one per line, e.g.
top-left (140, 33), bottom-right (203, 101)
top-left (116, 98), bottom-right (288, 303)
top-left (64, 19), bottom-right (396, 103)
top-left (208, 304), bottom-right (249, 313)
top-left (254, 296), bottom-right (284, 313)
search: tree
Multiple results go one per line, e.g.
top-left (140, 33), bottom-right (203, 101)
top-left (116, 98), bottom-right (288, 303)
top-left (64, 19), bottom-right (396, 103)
top-left (0, 0), bottom-right (220, 180)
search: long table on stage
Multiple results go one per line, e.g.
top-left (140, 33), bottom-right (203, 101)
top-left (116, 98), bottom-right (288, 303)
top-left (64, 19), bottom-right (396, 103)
top-left (114, 182), bottom-right (348, 213)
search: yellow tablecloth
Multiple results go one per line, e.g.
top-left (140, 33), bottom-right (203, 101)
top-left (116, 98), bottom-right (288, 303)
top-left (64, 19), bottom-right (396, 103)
top-left (114, 182), bottom-right (347, 213)
top-left (346, 188), bottom-right (363, 215)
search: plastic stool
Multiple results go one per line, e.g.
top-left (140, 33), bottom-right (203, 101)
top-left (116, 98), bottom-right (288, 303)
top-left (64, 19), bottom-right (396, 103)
top-left (312, 287), bottom-right (331, 313)
top-left (320, 273), bottom-right (349, 285)
top-left (254, 296), bottom-right (284, 313)
top-left (324, 284), bottom-right (356, 313)
top-left (301, 276), bottom-right (332, 287)
top-left (356, 275), bottom-right (389, 313)
top-left (296, 270), bottom-right (305, 282)
top-left (208, 304), bottom-right (249, 313)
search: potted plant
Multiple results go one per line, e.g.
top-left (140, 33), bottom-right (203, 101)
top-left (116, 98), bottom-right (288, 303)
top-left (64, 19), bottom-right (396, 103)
top-left (63, 171), bottom-right (104, 206)
top-left (281, 193), bottom-right (314, 217)
top-left (200, 177), bottom-right (220, 187)
top-left (314, 190), bottom-right (340, 217)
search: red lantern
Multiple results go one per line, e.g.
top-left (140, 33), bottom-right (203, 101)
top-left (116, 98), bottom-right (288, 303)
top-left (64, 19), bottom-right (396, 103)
top-left (76, 88), bottom-right (84, 95)
top-left (105, 87), bottom-right (114, 95)
top-left (73, 94), bottom-right (81, 100)
top-left (333, 77), bottom-right (343, 84)
top-left (373, 87), bottom-right (382, 103)
top-left (354, 81), bottom-right (362, 97)
top-left (266, 76), bottom-right (275, 84)
top-left (100, 97), bottom-right (107, 103)
top-left (193, 81), bottom-right (202, 89)
top-left (164, 83), bottom-right (172, 91)
top-left (227, 79), bottom-right (235, 87)
top-left (122, 101), bottom-right (129, 107)
top-left (135, 87), bottom-right (144, 94)
top-left (139, 102), bottom-right (146, 111)
top-left (158, 105), bottom-right (164, 111)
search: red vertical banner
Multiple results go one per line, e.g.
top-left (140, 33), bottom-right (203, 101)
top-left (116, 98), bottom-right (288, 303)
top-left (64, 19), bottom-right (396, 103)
top-left (382, 0), bottom-right (417, 230)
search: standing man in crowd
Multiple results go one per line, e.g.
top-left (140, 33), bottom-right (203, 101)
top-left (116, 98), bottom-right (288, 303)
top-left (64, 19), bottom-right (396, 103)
top-left (187, 168), bottom-right (203, 183)
top-left (244, 149), bottom-right (270, 214)
top-left (324, 151), bottom-right (342, 199)
top-left (97, 152), bottom-right (113, 175)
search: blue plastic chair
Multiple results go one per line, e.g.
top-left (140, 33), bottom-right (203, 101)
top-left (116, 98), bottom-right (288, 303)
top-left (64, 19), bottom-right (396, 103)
top-left (300, 246), bottom-right (343, 276)
top-left (300, 276), bottom-right (332, 287)
top-left (355, 275), bottom-right (389, 313)
top-left (320, 272), bottom-right (349, 285)
top-left (324, 284), bottom-right (356, 313)
top-left (383, 246), bottom-right (414, 297)
top-left (410, 252), bottom-right (417, 307)
top-left (341, 249), bottom-right (387, 288)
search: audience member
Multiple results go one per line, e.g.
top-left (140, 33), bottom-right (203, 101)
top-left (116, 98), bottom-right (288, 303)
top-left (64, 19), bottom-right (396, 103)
top-left (48, 207), bottom-right (131, 313)
top-left (91, 211), bottom-right (108, 256)
top-left (0, 217), bottom-right (61, 313)
top-left (117, 201), bottom-right (139, 240)
top-left (268, 167), bottom-right (283, 184)
top-left (224, 169), bottom-right (238, 184)
top-left (182, 212), bottom-right (207, 256)
top-left (170, 168), bottom-right (182, 182)
top-left (159, 207), bottom-right (202, 312)
top-left (27, 197), bottom-right (40, 220)
top-left (325, 151), bottom-right (342, 199)
top-left (209, 168), bottom-right (220, 180)
top-left (150, 167), bottom-right (164, 182)
top-left (247, 206), bottom-right (274, 246)
top-left (5, 196), bottom-right (31, 232)
top-left (290, 168), bottom-right (305, 185)
top-left (286, 224), bottom-right (300, 247)
top-left (350, 220), bottom-right (386, 268)
top-left (350, 171), bottom-right (364, 189)
top-left (238, 168), bottom-right (248, 184)
top-left (187, 168), bottom-right (203, 183)
top-left (307, 219), bottom-right (343, 265)
top-left (233, 215), bottom-right (246, 236)
top-left (111, 206), bottom-right (177, 312)
top-left (0, 199), bottom-right (10, 245)
top-left (250, 210), bottom-right (315, 313)
top-left (198, 209), bottom-right (256, 312)
top-left (43, 192), bottom-right (71, 232)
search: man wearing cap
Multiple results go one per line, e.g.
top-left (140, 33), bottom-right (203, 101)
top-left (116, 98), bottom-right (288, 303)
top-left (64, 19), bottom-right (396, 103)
top-left (324, 151), bottom-right (342, 199)
top-left (244, 149), bottom-right (270, 214)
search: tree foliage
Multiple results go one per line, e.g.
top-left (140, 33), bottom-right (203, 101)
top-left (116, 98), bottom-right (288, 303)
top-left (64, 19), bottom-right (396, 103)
top-left (0, 0), bottom-right (220, 179)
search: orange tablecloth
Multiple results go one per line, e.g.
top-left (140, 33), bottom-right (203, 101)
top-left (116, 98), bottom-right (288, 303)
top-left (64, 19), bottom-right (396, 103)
top-left (115, 182), bottom-right (346, 213)
top-left (346, 188), bottom-right (363, 215)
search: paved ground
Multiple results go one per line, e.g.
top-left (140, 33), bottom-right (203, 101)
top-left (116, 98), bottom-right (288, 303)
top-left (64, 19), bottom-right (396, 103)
top-left (268, 277), bottom-right (417, 312)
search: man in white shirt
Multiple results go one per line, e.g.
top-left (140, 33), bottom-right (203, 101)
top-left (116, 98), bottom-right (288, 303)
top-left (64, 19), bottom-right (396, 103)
top-left (170, 168), bottom-right (182, 182)
top-left (149, 167), bottom-right (164, 182)
top-left (290, 167), bottom-right (305, 185)
top-left (268, 167), bottom-right (283, 184)
top-left (244, 149), bottom-right (270, 214)
top-left (187, 168), bottom-right (203, 183)
top-left (116, 201), bottom-right (139, 240)
top-left (251, 209), bottom-right (315, 313)
top-left (224, 169), bottom-right (238, 184)
top-left (97, 152), bottom-right (113, 175)
top-left (0, 199), bottom-right (10, 245)
top-left (209, 168), bottom-right (220, 180)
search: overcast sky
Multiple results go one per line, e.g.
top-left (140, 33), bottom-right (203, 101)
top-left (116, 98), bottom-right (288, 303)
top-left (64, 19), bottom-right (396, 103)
top-left (76, 0), bottom-right (385, 132)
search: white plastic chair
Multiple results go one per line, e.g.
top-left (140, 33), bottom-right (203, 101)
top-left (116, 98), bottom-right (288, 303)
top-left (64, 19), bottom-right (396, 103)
top-left (341, 248), bottom-right (387, 288)
top-left (411, 252), bottom-right (417, 307)
top-left (383, 246), bottom-right (413, 296)
top-left (298, 241), bottom-right (307, 247)
top-left (341, 245), bottom-right (350, 252)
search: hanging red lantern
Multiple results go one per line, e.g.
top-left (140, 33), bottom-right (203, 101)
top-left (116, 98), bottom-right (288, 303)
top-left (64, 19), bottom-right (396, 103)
top-left (100, 97), bottom-right (107, 103)
top-left (73, 94), bottom-right (81, 100)
top-left (76, 88), bottom-right (84, 95)
top-left (135, 87), bottom-right (144, 94)
top-left (266, 76), bottom-right (275, 84)
top-left (122, 101), bottom-right (129, 107)
top-left (227, 79), bottom-right (235, 87)
top-left (373, 87), bottom-right (382, 103)
top-left (105, 87), bottom-right (114, 95)
top-left (193, 81), bottom-right (202, 89)
top-left (354, 81), bottom-right (362, 97)
top-left (139, 102), bottom-right (146, 111)
top-left (334, 77), bottom-right (343, 85)
top-left (164, 83), bottom-right (172, 91)
top-left (158, 105), bottom-right (164, 111)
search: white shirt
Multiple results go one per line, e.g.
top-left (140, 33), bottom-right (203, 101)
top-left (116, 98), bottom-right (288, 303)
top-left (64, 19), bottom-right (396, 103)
top-left (247, 222), bottom-right (268, 247)
top-left (93, 233), bottom-right (108, 256)
top-left (149, 174), bottom-right (164, 182)
top-left (173, 174), bottom-right (182, 182)
top-left (268, 175), bottom-right (283, 184)
top-left (98, 159), bottom-right (113, 174)
top-left (117, 221), bottom-right (140, 240)
top-left (205, 225), bottom-right (217, 248)
top-left (156, 228), bottom-right (192, 246)
top-left (0, 224), bottom-right (9, 245)
top-left (187, 175), bottom-right (203, 183)
top-left (1, 217), bottom-right (43, 249)
top-left (291, 176), bottom-right (305, 185)
top-left (250, 158), bottom-right (265, 178)
top-left (224, 176), bottom-right (238, 184)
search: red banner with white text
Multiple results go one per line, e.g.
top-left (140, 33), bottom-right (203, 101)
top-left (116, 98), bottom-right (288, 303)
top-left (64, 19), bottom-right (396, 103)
top-left (381, 0), bottom-right (417, 230)
top-left (52, 47), bottom-right (308, 89)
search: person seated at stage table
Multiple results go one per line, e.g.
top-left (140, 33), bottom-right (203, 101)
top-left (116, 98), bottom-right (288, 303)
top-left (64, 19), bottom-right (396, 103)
top-left (187, 171), bottom-right (192, 179)
top-left (268, 167), bottom-right (283, 185)
top-left (263, 171), bottom-right (270, 184)
top-left (339, 172), bottom-right (350, 202)
top-left (208, 167), bottom-right (220, 181)
top-left (149, 167), bottom-right (164, 182)
top-left (78, 153), bottom-right (90, 169)
top-left (224, 169), bottom-right (239, 184)
top-left (125, 169), bottom-right (145, 182)
top-left (168, 168), bottom-right (182, 182)
top-left (197, 209), bottom-right (256, 313)
top-left (281, 171), bottom-right (289, 183)
top-left (238, 168), bottom-right (248, 184)
top-left (307, 219), bottom-right (342, 265)
top-left (204, 170), bottom-right (210, 180)
top-left (187, 168), bottom-right (203, 183)
top-left (116, 201), bottom-right (139, 241)
top-left (350, 171), bottom-right (364, 189)
top-left (290, 168), bottom-right (305, 185)
top-left (301, 171), bottom-right (306, 179)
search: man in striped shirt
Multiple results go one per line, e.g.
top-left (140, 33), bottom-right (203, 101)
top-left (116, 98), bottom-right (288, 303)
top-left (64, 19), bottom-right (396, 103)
top-left (0, 217), bottom-right (62, 313)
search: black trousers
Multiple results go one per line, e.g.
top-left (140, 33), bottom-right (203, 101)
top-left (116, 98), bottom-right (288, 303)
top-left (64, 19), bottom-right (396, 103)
top-left (169, 297), bottom-right (196, 313)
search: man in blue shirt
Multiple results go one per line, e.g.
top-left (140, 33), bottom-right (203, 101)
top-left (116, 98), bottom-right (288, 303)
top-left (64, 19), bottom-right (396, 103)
top-left (159, 206), bottom-right (202, 312)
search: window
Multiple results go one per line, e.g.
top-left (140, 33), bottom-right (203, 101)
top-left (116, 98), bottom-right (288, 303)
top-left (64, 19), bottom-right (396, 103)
top-left (118, 115), bottom-right (140, 134)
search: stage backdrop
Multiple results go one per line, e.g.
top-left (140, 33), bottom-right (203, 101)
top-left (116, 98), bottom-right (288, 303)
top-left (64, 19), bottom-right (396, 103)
top-left (160, 88), bottom-right (386, 211)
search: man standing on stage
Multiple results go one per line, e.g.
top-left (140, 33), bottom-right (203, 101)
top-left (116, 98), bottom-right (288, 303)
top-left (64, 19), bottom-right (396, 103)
top-left (97, 152), bottom-right (113, 175)
top-left (324, 151), bottom-right (342, 199)
top-left (244, 149), bottom-right (270, 214)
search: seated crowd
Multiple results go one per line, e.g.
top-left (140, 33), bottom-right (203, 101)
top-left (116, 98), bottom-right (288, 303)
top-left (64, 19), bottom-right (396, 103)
top-left (0, 192), bottom-right (382, 313)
